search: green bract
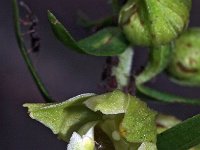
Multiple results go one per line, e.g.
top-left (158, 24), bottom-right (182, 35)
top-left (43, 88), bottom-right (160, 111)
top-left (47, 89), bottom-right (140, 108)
top-left (23, 93), bottom-right (102, 142)
top-left (119, 0), bottom-right (191, 46)
top-left (85, 90), bottom-right (157, 144)
top-left (84, 90), bottom-right (129, 114)
top-left (84, 90), bottom-right (157, 143)
top-left (24, 90), bottom-right (157, 149)
top-left (167, 28), bottom-right (200, 86)
top-left (120, 96), bottom-right (157, 143)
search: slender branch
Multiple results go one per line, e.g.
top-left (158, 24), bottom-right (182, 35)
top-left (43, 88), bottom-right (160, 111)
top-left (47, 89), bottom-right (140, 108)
top-left (12, 0), bottom-right (54, 102)
top-left (136, 84), bottom-right (200, 106)
top-left (135, 45), bottom-right (171, 85)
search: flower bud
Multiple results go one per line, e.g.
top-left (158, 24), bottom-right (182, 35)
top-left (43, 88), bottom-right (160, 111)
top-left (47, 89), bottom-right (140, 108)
top-left (119, 0), bottom-right (191, 46)
top-left (167, 28), bottom-right (200, 86)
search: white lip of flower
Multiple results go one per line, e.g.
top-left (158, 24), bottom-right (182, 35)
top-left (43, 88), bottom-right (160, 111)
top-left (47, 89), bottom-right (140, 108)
top-left (67, 127), bottom-right (95, 150)
top-left (138, 142), bottom-right (157, 150)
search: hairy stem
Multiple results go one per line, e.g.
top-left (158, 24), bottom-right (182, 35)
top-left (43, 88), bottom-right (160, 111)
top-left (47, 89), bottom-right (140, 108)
top-left (112, 46), bottom-right (134, 90)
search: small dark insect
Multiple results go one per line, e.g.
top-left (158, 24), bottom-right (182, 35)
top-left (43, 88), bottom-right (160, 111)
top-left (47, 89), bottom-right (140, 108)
top-left (123, 73), bottom-right (136, 95)
top-left (100, 56), bottom-right (119, 92)
top-left (19, 1), bottom-right (40, 53)
top-left (101, 56), bottom-right (136, 95)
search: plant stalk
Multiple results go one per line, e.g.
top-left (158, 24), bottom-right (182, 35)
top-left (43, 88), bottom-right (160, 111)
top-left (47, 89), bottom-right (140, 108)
top-left (12, 0), bottom-right (54, 103)
top-left (112, 46), bottom-right (134, 90)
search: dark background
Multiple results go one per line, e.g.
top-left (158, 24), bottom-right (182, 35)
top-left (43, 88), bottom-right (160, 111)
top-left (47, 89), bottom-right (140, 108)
top-left (1, 0), bottom-right (200, 149)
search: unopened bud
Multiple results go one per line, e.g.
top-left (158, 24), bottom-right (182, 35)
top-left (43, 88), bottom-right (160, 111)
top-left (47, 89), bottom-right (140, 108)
top-left (167, 28), bottom-right (200, 86)
top-left (119, 0), bottom-right (191, 46)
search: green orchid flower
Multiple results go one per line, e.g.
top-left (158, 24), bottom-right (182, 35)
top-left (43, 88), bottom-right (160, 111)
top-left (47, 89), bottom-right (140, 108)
top-left (119, 0), bottom-right (191, 46)
top-left (167, 28), bottom-right (200, 86)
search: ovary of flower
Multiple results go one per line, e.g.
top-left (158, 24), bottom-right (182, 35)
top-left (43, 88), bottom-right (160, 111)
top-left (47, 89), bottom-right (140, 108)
top-left (67, 127), bottom-right (95, 150)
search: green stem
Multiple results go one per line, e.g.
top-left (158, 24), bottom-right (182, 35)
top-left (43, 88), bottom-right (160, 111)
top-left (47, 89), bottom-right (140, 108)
top-left (135, 44), bottom-right (171, 85)
top-left (112, 46), bottom-right (134, 89)
top-left (136, 84), bottom-right (200, 106)
top-left (12, 0), bottom-right (54, 102)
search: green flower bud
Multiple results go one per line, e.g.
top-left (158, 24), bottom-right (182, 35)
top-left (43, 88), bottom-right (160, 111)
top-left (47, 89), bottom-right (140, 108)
top-left (119, 0), bottom-right (191, 46)
top-left (167, 28), bottom-right (200, 86)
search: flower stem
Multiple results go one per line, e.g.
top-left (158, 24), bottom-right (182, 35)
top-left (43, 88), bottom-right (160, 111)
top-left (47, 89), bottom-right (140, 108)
top-left (12, 0), bottom-right (54, 103)
top-left (112, 46), bottom-right (134, 90)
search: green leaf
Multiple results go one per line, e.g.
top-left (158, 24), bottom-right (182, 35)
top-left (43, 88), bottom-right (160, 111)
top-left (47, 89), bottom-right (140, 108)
top-left (78, 28), bottom-right (128, 56)
top-left (84, 90), bottom-right (129, 114)
top-left (156, 114), bottom-right (181, 134)
top-left (157, 114), bottom-right (200, 150)
top-left (136, 44), bottom-right (172, 85)
top-left (136, 85), bottom-right (200, 105)
top-left (48, 11), bottom-right (128, 56)
top-left (120, 96), bottom-right (157, 143)
top-left (24, 93), bottom-right (103, 142)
